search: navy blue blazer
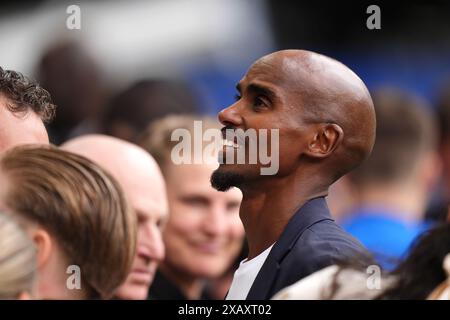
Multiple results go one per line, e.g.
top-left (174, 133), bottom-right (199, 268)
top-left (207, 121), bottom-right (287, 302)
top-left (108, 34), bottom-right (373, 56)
top-left (246, 197), bottom-right (367, 300)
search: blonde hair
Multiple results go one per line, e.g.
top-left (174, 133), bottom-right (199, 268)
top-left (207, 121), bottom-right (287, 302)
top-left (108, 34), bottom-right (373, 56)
top-left (0, 145), bottom-right (137, 299)
top-left (0, 212), bottom-right (36, 299)
top-left (138, 114), bottom-right (221, 170)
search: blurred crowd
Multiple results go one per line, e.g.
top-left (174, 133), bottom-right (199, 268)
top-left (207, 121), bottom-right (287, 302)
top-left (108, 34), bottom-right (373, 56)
top-left (0, 1), bottom-right (450, 301)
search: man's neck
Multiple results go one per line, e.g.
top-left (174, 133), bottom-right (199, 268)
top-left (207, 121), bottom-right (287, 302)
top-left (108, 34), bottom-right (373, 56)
top-left (239, 170), bottom-right (329, 259)
top-left (159, 263), bottom-right (204, 300)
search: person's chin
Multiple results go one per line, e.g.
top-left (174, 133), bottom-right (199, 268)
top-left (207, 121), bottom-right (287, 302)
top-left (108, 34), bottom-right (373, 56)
top-left (185, 252), bottom-right (227, 276)
top-left (115, 281), bottom-right (150, 300)
top-left (193, 263), bottom-right (227, 279)
top-left (211, 164), bottom-right (246, 191)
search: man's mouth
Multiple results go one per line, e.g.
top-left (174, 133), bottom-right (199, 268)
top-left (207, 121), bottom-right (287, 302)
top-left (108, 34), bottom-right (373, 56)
top-left (193, 241), bottom-right (223, 254)
top-left (221, 127), bottom-right (243, 150)
top-left (222, 138), bottom-right (240, 149)
top-left (130, 267), bottom-right (154, 284)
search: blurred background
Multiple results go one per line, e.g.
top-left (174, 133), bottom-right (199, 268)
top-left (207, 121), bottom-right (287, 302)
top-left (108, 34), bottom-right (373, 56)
top-left (1, 0), bottom-right (450, 134)
top-left (1, 0), bottom-right (450, 267)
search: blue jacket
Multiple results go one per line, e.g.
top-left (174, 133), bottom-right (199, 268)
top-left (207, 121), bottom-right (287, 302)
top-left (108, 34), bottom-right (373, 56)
top-left (246, 197), bottom-right (368, 299)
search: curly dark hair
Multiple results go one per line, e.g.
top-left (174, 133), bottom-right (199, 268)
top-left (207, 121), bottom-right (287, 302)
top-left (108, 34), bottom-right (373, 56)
top-left (0, 66), bottom-right (55, 123)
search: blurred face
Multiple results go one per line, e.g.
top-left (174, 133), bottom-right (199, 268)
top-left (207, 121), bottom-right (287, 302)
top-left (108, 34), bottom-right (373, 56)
top-left (163, 162), bottom-right (244, 278)
top-left (114, 167), bottom-right (168, 300)
top-left (0, 96), bottom-right (49, 152)
top-left (440, 141), bottom-right (450, 200)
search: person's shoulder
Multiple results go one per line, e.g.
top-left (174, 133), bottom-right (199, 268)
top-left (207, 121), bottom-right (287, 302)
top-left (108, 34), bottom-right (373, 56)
top-left (272, 265), bottom-right (340, 300)
top-left (269, 217), bottom-right (369, 297)
top-left (288, 219), bottom-right (367, 265)
top-left (304, 219), bottom-right (365, 249)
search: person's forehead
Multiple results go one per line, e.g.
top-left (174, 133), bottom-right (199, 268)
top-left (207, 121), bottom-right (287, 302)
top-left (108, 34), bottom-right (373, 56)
top-left (120, 166), bottom-right (166, 197)
top-left (127, 180), bottom-right (168, 221)
top-left (238, 55), bottom-right (304, 94)
top-left (0, 101), bottom-right (48, 152)
top-left (134, 199), bottom-right (167, 221)
top-left (167, 163), bottom-right (215, 183)
top-left (244, 57), bottom-right (286, 83)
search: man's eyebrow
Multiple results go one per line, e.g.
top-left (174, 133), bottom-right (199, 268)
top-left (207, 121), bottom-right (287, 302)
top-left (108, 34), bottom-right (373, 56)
top-left (236, 82), bottom-right (277, 100)
top-left (135, 209), bottom-right (147, 219)
top-left (247, 83), bottom-right (277, 99)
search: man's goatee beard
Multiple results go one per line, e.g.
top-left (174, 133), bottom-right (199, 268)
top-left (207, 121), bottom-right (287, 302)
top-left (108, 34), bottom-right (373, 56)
top-left (210, 169), bottom-right (245, 192)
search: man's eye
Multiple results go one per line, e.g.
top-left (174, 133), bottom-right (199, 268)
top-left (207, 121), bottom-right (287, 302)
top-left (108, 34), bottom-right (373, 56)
top-left (254, 96), bottom-right (268, 109)
top-left (156, 219), bottom-right (165, 229)
top-left (137, 215), bottom-right (145, 224)
top-left (183, 197), bottom-right (209, 207)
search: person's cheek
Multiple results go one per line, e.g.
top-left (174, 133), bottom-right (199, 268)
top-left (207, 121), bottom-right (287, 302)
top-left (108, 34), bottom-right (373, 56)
top-left (230, 217), bottom-right (245, 239)
top-left (172, 206), bottom-right (198, 244)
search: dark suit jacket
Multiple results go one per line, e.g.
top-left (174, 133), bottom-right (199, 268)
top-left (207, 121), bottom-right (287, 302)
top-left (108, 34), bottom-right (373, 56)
top-left (148, 270), bottom-right (211, 300)
top-left (246, 197), bottom-right (368, 300)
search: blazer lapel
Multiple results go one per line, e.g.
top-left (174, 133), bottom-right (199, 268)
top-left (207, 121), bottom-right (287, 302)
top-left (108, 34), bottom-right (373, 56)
top-left (246, 197), bottom-right (333, 299)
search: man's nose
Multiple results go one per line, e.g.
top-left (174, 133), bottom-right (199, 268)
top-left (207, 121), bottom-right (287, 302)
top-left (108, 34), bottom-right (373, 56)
top-left (218, 103), bottom-right (243, 128)
top-left (139, 224), bottom-right (165, 263)
top-left (203, 206), bottom-right (227, 237)
top-left (150, 226), bottom-right (165, 262)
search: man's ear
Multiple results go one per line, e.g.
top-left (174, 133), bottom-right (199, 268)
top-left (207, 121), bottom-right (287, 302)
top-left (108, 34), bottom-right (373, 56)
top-left (30, 228), bottom-right (53, 269)
top-left (304, 123), bottom-right (344, 159)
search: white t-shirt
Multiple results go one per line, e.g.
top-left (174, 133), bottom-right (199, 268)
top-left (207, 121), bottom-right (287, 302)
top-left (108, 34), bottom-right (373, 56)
top-left (226, 244), bottom-right (275, 300)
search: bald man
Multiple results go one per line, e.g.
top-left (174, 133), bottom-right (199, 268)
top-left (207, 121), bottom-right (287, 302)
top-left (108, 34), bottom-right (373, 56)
top-left (62, 135), bottom-right (168, 300)
top-left (211, 50), bottom-right (376, 299)
top-left (0, 67), bottom-right (55, 152)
